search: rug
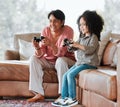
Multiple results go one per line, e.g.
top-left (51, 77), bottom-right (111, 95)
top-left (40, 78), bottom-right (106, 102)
top-left (0, 97), bottom-right (83, 107)
top-left (0, 97), bottom-right (54, 107)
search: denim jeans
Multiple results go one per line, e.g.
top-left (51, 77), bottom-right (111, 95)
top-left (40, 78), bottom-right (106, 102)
top-left (61, 64), bottom-right (97, 99)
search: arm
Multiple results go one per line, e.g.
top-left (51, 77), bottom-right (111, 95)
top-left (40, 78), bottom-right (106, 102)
top-left (32, 38), bottom-right (46, 58)
top-left (72, 34), bottom-right (99, 54)
top-left (54, 26), bottom-right (74, 57)
top-left (42, 26), bottom-right (74, 57)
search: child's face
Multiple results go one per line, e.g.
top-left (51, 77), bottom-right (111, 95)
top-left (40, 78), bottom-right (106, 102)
top-left (79, 17), bottom-right (90, 36)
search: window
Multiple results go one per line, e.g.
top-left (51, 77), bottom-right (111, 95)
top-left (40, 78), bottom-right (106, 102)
top-left (0, 0), bottom-right (119, 60)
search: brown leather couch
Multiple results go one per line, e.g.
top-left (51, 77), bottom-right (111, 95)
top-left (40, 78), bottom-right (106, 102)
top-left (0, 33), bottom-right (59, 98)
top-left (0, 33), bottom-right (120, 107)
top-left (79, 33), bottom-right (120, 107)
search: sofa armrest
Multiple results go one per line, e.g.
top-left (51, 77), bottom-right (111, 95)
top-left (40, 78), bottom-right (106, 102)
top-left (117, 46), bottom-right (120, 106)
top-left (4, 50), bottom-right (20, 60)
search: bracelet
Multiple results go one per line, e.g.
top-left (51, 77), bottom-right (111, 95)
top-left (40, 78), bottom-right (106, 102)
top-left (35, 47), bottom-right (40, 50)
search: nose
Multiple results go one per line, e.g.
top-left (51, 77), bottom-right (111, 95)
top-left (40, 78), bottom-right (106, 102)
top-left (50, 21), bottom-right (55, 26)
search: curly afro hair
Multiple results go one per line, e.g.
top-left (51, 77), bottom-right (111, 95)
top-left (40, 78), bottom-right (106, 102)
top-left (77, 10), bottom-right (104, 41)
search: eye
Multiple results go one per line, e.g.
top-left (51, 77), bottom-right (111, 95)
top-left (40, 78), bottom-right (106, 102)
top-left (79, 23), bottom-right (87, 27)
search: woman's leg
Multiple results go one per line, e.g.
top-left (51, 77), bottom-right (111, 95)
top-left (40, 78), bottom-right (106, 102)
top-left (28, 55), bottom-right (54, 102)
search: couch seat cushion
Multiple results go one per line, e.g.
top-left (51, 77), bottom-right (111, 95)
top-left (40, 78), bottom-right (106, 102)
top-left (0, 60), bottom-right (58, 83)
top-left (79, 68), bottom-right (117, 100)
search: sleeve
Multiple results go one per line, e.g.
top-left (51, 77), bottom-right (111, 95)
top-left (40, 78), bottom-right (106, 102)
top-left (36, 27), bottom-right (48, 57)
top-left (55, 26), bottom-right (74, 57)
top-left (84, 35), bottom-right (99, 55)
top-left (41, 27), bottom-right (49, 38)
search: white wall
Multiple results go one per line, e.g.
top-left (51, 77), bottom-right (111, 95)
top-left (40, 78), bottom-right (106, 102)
top-left (37, 0), bottom-right (105, 33)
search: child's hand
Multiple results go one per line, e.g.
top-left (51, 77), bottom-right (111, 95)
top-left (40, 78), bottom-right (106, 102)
top-left (70, 41), bottom-right (78, 48)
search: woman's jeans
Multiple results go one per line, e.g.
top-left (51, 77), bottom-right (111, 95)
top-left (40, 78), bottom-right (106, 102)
top-left (61, 64), bottom-right (97, 99)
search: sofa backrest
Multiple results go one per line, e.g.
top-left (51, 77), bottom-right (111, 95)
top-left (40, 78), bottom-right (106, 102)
top-left (14, 33), bottom-right (40, 51)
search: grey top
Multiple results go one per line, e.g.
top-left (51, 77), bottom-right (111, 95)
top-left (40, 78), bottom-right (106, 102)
top-left (74, 34), bottom-right (99, 66)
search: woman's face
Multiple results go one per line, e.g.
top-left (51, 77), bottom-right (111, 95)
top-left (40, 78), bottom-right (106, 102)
top-left (79, 17), bottom-right (90, 36)
top-left (49, 14), bottom-right (64, 32)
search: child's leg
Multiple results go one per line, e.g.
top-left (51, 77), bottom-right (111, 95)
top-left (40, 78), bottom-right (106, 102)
top-left (61, 65), bottom-right (76, 99)
top-left (67, 64), bottom-right (97, 99)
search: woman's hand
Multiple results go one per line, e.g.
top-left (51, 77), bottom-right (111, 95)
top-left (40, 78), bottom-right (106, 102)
top-left (40, 37), bottom-right (50, 46)
top-left (32, 39), bottom-right (40, 50)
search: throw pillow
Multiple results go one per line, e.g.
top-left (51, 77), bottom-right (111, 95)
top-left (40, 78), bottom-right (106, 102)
top-left (18, 39), bottom-right (35, 60)
top-left (111, 39), bottom-right (120, 67)
top-left (102, 41), bottom-right (117, 65)
top-left (111, 49), bottom-right (117, 67)
top-left (102, 38), bottom-right (120, 66)
top-left (98, 30), bottom-right (112, 65)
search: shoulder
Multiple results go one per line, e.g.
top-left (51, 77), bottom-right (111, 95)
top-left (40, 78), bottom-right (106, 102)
top-left (92, 34), bottom-right (99, 40)
top-left (90, 34), bottom-right (99, 45)
top-left (41, 26), bottom-right (50, 36)
top-left (63, 25), bottom-right (74, 36)
top-left (61, 25), bottom-right (74, 38)
top-left (64, 25), bottom-right (73, 32)
top-left (42, 26), bottom-right (50, 32)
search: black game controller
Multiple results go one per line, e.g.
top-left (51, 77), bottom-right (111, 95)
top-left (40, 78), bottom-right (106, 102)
top-left (63, 38), bottom-right (78, 52)
top-left (34, 36), bottom-right (45, 42)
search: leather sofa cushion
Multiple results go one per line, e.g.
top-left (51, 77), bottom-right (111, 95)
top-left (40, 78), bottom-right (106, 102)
top-left (79, 69), bottom-right (117, 100)
top-left (0, 60), bottom-right (58, 83)
top-left (0, 61), bottom-right (29, 81)
top-left (82, 90), bottom-right (117, 107)
top-left (0, 81), bottom-right (59, 97)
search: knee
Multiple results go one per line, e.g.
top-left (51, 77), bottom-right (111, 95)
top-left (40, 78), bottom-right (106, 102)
top-left (63, 73), bottom-right (67, 80)
top-left (55, 57), bottom-right (66, 69)
top-left (55, 57), bottom-right (66, 65)
top-left (56, 57), bottom-right (64, 63)
top-left (67, 72), bottom-right (74, 78)
top-left (29, 55), bottom-right (38, 63)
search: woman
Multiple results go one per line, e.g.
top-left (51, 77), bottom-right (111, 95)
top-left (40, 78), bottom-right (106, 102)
top-left (52, 10), bottom-right (104, 106)
top-left (27, 9), bottom-right (75, 102)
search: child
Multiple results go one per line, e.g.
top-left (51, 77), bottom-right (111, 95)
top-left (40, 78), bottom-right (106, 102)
top-left (52, 10), bottom-right (104, 107)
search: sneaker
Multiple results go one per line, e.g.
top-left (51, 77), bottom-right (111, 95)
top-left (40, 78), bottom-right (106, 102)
top-left (62, 98), bottom-right (78, 107)
top-left (51, 98), bottom-right (66, 107)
